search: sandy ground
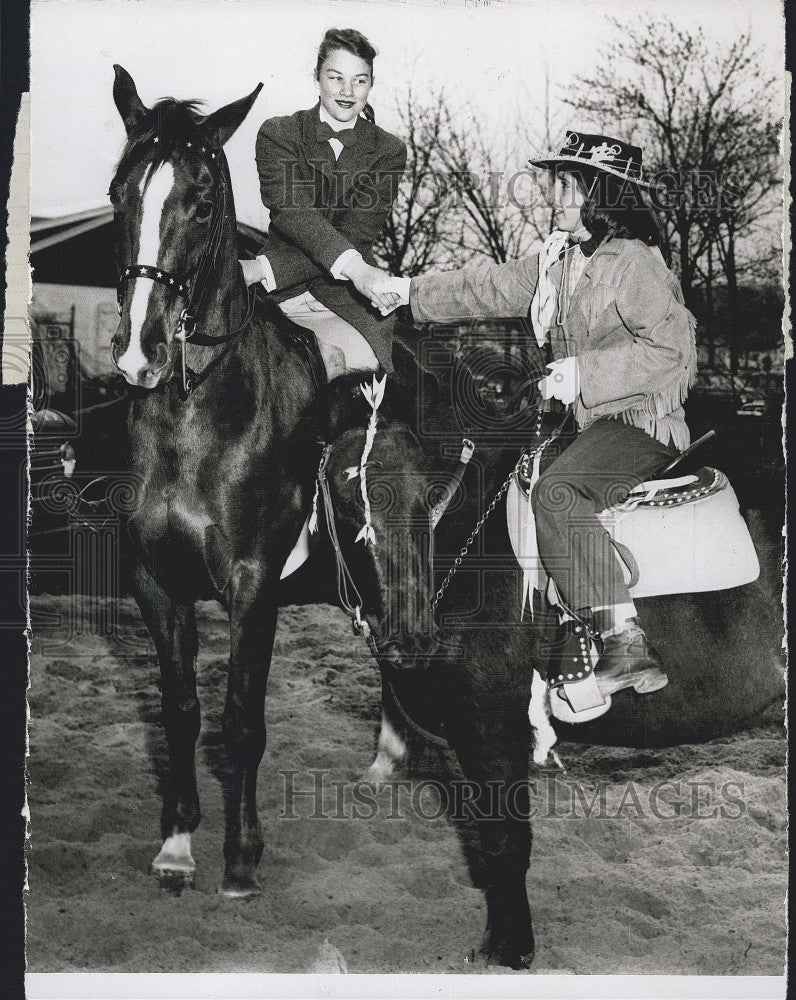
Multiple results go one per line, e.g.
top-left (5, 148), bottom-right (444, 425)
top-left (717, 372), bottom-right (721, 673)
top-left (26, 595), bottom-right (786, 976)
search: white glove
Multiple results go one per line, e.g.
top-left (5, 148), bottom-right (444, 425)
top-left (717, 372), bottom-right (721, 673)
top-left (538, 357), bottom-right (580, 405)
top-left (371, 276), bottom-right (411, 316)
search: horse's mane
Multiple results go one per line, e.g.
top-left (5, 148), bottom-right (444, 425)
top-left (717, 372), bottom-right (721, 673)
top-left (111, 98), bottom-right (208, 185)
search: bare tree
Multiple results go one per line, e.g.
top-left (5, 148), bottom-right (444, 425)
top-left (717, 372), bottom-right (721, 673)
top-left (565, 17), bottom-right (782, 316)
top-left (434, 105), bottom-right (544, 264)
top-left (698, 111), bottom-right (782, 373)
top-left (516, 66), bottom-right (573, 239)
top-left (372, 86), bottom-right (456, 277)
top-left (375, 70), bottom-right (575, 272)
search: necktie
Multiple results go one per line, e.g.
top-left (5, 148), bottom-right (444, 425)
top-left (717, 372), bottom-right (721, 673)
top-left (316, 121), bottom-right (358, 148)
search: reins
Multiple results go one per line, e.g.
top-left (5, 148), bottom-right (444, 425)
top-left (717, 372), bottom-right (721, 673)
top-left (173, 285), bottom-right (256, 400)
top-left (431, 406), bottom-right (567, 612)
top-left (315, 444), bottom-right (376, 647)
top-left (385, 678), bottom-right (450, 750)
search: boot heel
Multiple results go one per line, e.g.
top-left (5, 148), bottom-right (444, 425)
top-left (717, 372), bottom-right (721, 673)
top-left (632, 670), bottom-right (669, 695)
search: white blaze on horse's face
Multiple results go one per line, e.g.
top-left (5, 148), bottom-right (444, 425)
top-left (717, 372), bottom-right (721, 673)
top-left (116, 162), bottom-right (176, 388)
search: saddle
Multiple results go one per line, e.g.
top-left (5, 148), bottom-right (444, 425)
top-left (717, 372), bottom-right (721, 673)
top-left (506, 465), bottom-right (760, 602)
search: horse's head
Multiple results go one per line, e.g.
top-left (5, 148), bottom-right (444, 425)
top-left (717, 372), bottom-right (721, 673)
top-left (109, 66), bottom-right (262, 388)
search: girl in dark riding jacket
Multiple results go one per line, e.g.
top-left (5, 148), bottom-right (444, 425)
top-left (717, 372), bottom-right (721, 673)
top-left (240, 27), bottom-right (406, 380)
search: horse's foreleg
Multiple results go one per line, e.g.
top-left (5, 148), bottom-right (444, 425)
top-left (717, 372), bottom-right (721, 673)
top-left (447, 710), bottom-right (535, 970)
top-left (363, 678), bottom-right (407, 783)
top-left (220, 563), bottom-right (278, 898)
top-left (134, 561), bottom-right (200, 890)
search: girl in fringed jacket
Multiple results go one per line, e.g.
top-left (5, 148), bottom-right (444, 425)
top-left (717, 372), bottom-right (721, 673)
top-left (381, 131), bottom-right (698, 719)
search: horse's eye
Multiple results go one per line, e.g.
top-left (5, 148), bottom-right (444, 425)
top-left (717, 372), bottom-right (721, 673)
top-left (195, 201), bottom-right (213, 222)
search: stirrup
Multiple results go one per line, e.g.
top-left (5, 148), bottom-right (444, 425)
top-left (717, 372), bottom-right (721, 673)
top-left (550, 678), bottom-right (612, 724)
top-left (545, 617), bottom-right (612, 724)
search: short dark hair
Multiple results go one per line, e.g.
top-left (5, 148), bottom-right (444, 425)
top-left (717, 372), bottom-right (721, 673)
top-left (315, 28), bottom-right (377, 80)
top-left (565, 164), bottom-right (668, 261)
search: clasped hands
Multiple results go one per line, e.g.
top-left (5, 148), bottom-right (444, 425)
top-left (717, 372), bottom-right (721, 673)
top-left (342, 259), bottom-right (407, 315)
top-left (239, 254), bottom-right (407, 316)
top-left (357, 263), bottom-right (580, 406)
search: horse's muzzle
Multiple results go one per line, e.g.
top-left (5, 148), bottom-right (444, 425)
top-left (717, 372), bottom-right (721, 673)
top-left (113, 334), bottom-right (172, 388)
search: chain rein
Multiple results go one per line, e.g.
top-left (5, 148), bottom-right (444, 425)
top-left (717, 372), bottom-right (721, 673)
top-left (430, 411), bottom-right (562, 612)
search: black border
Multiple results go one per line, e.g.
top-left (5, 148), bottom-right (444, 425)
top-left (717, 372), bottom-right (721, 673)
top-left (1, 0), bottom-right (31, 997)
top-left (0, 4), bottom-right (791, 999)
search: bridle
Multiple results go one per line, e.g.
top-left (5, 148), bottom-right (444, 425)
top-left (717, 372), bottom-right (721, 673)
top-left (115, 138), bottom-right (253, 399)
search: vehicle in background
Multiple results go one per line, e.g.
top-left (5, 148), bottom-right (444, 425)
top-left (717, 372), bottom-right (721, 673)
top-left (736, 399), bottom-right (769, 418)
top-left (740, 370), bottom-right (784, 407)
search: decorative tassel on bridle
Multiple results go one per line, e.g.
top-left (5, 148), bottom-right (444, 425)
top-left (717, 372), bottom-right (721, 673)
top-left (308, 447), bottom-right (325, 536)
top-left (345, 374), bottom-right (387, 547)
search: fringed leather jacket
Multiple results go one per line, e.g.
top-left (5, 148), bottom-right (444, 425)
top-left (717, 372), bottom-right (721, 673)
top-left (410, 237), bottom-right (698, 450)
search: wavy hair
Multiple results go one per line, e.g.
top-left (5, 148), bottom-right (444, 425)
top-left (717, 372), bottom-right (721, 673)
top-left (315, 28), bottom-right (377, 123)
top-left (565, 164), bottom-right (668, 262)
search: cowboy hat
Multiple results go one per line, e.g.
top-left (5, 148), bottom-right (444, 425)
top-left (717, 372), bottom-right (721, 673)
top-left (529, 130), bottom-right (651, 188)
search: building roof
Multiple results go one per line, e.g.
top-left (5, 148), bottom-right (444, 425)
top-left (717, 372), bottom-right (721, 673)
top-left (31, 207), bottom-right (267, 287)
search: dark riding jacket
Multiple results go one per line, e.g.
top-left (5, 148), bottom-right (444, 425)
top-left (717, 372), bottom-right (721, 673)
top-left (255, 104), bottom-right (407, 373)
top-left (410, 238), bottom-right (697, 449)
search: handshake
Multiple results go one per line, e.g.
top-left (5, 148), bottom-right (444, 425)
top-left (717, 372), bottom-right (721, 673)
top-left (329, 256), bottom-right (409, 317)
top-left (340, 258), bottom-right (409, 316)
top-left (239, 254), bottom-right (409, 317)
top-left (367, 275), bottom-right (411, 316)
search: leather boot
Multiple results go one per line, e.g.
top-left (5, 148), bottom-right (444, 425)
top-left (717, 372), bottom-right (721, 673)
top-left (593, 619), bottom-right (668, 697)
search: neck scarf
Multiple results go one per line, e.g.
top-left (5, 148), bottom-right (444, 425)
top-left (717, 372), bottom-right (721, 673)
top-left (529, 230), bottom-right (572, 348)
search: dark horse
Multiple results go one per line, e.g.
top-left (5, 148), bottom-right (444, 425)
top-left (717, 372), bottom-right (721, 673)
top-left (110, 68), bottom-right (783, 970)
top-left (110, 66), bottom-right (536, 966)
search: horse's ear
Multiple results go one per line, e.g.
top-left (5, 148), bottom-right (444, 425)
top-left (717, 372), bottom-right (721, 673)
top-left (203, 83), bottom-right (264, 147)
top-left (113, 65), bottom-right (149, 135)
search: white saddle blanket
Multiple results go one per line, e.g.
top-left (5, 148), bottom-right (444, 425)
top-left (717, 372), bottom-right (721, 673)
top-left (507, 468), bottom-right (760, 599)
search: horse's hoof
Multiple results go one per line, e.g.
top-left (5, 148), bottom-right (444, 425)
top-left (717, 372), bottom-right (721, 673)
top-left (361, 763), bottom-right (395, 785)
top-left (478, 937), bottom-right (535, 970)
top-left (151, 865), bottom-right (195, 895)
top-left (152, 832), bottom-right (195, 894)
top-left (219, 874), bottom-right (262, 899)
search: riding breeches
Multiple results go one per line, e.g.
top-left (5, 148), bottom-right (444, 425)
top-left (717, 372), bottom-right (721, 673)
top-left (278, 291), bottom-right (379, 380)
top-left (531, 417), bottom-right (678, 611)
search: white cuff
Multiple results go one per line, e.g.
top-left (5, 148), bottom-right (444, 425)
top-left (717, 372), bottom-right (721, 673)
top-left (395, 276), bottom-right (411, 307)
top-left (330, 248), bottom-right (363, 281)
top-left (256, 254), bottom-right (276, 293)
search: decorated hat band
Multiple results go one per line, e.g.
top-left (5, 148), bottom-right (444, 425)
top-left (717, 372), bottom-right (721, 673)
top-left (529, 130), bottom-right (650, 188)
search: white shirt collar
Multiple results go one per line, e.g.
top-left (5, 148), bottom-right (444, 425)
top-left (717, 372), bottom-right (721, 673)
top-left (318, 103), bottom-right (357, 132)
